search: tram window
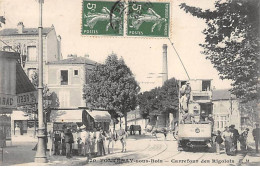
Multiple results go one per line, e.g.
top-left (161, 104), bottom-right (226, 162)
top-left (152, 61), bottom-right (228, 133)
top-left (202, 80), bottom-right (211, 91)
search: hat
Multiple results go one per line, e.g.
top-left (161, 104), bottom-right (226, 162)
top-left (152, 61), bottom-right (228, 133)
top-left (80, 124), bottom-right (86, 129)
top-left (230, 124), bottom-right (235, 128)
top-left (186, 81), bottom-right (190, 84)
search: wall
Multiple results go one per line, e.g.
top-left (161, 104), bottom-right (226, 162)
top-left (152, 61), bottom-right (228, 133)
top-left (47, 64), bottom-right (86, 108)
top-left (0, 53), bottom-right (17, 95)
top-left (46, 29), bottom-right (59, 62)
top-left (0, 29), bottom-right (60, 84)
top-left (213, 99), bottom-right (241, 132)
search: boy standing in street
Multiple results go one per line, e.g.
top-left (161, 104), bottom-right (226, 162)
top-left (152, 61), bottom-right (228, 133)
top-left (215, 130), bottom-right (223, 155)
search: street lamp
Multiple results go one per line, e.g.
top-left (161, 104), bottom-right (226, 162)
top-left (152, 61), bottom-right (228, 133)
top-left (34, 0), bottom-right (47, 163)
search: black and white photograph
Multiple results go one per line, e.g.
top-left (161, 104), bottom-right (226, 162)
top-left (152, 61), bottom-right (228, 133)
top-left (0, 0), bottom-right (259, 166)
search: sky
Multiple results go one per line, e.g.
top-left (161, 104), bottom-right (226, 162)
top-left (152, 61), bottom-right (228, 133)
top-left (0, 0), bottom-right (232, 92)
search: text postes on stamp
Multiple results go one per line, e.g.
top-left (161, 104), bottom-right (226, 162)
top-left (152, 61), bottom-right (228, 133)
top-left (82, 0), bottom-right (124, 36)
top-left (127, 1), bottom-right (170, 37)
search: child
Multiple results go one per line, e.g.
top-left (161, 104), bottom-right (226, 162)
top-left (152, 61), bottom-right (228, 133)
top-left (215, 130), bottom-right (223, 154)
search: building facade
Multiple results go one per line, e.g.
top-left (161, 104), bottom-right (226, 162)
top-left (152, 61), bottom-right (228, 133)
top-left (0, 51), bottom-right (36, 142)
top-left (212, 89), bottom-right (241, 132)
top-left (46, 56), bottom-right (96, 108)
top-left (0, 22), bottom-right (62, 82)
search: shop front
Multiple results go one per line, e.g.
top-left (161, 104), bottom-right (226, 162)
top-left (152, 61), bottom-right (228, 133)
top-left (11, 111), bottom-right (37, 137)
top-left (50, 109), bottom-right (111, 131)
top-left (0, 51), bottom-right (36, 146)
top-left (47, 109), bottom-right (111, 153)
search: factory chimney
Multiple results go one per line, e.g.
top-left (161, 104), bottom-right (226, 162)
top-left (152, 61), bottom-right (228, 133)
top-left (162, 44), bottom-right (168, 85)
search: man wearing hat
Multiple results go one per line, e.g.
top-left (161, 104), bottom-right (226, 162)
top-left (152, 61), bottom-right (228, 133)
top-left (230, 124), bottom-right (239, 152)
top-left (184, 81), bottom-right (191, 105)
top-left (64, 126), bottom-right (74, 158)
top-left (252, 123), bottom-right (260, 153)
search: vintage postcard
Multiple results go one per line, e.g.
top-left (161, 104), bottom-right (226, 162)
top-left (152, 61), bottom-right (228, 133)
top-left (0, 0), bottom-right (259, 166)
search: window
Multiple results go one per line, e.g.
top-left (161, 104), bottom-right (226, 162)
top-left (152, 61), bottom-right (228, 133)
top-left (202, 80), bottom-right (211, 91)
top-left (27, 68), bottom-right (37, 81)
top-left (60, 70), bottom-right (68, 85)
top-left (215, 115), bottom-right (229, 130)
top-left (27, 46), bottom-right (37, 62)
top-left (241, 117), bottom-right (250, 126)
top-left (74, 70), bottom-right (79, 76)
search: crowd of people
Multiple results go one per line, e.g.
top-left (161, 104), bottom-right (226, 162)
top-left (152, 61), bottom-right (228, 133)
top-left (214, 123), bottom-right (260, 155)
top-left (48, 126), bottom-right (128, 159)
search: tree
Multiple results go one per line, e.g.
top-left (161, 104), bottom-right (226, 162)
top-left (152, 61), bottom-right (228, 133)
top-left (239, 100), bottom-right (259, 127)
top-left (83, 54), bottom-right (140, 130)
top-left (138, 78), bottom-right (179, 120)
top-left (159, 78), bottom-right (179, 114)
top-left (180, 0), bottom-right (260, 102)
top-left (138, 87), bottom-right (161, 119)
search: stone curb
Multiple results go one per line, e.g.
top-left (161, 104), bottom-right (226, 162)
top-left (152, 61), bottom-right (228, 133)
top-left (14, 157), bottom-right (89, 166)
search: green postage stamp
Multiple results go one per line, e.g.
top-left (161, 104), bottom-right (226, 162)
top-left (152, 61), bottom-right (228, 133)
top-left (82, 0), bottom-right (170, 37)
top-left (82, 1), bottom-right (124, 36)
top-left (127, 1), bottom-right (170, 37)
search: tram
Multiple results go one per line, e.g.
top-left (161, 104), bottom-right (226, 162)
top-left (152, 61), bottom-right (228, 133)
top-left (176, 79), bottom-right (213, 151)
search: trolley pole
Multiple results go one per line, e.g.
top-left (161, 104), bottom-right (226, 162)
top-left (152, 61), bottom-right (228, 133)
top-left (34, 0), bottom-right (47, 163)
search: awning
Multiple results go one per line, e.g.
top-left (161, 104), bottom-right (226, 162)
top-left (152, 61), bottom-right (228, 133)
top-left (50, 109), bottom-right (111, 123)
top-left (50, 109), bottom-right (83, 123)
top-left (87, 110), bottom-right (111, 123)
top-left (12, 111), bottom-right (30, 120)
top-left (16, 63), bottom-right (36, 94)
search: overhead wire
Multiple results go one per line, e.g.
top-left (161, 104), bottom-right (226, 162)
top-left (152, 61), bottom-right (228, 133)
top-left (168, 38), bottom-right (190, 80)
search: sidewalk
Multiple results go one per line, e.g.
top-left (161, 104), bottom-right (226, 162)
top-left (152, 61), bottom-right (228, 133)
top-left (240, 151), bottom-right (260, 166)
top-left (1, 134), bottom-right (155, 166)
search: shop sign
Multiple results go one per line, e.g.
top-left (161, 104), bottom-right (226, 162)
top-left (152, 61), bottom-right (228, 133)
top-left (17, 91), bottom-right (38, 107)
top-left (0, 94), bottom-right (17, 109)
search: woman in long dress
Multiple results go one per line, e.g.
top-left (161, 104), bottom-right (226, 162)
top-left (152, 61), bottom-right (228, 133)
top-left (90, 129), bottom-right (98, 157)
top-left (85, 131), bottom-right (91, 157)
top-left (223, 126), bottom-right (234, 155)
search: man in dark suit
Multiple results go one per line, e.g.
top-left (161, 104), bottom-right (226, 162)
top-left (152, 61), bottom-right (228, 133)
top-left (64, 126), bottom-right (74, 158)
top-left (230, 125), bottom-right (239, 152)
top-left (253, 123), bottom-right (260, 153)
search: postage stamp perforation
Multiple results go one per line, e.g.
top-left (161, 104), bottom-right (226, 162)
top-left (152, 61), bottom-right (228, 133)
top-left (125, 0), bottom-right (172, 38)
top-left (81, 0), bottom-right (172, 38)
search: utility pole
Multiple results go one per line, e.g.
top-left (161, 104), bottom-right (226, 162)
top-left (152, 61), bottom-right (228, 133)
top-left (34, 0), bottom-right (47, 163)
top-left (162, 44), bottom-right (168, 85)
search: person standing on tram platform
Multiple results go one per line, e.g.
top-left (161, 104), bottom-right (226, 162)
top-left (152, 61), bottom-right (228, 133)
top-left (184, 81), bottom-right (191, 105)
